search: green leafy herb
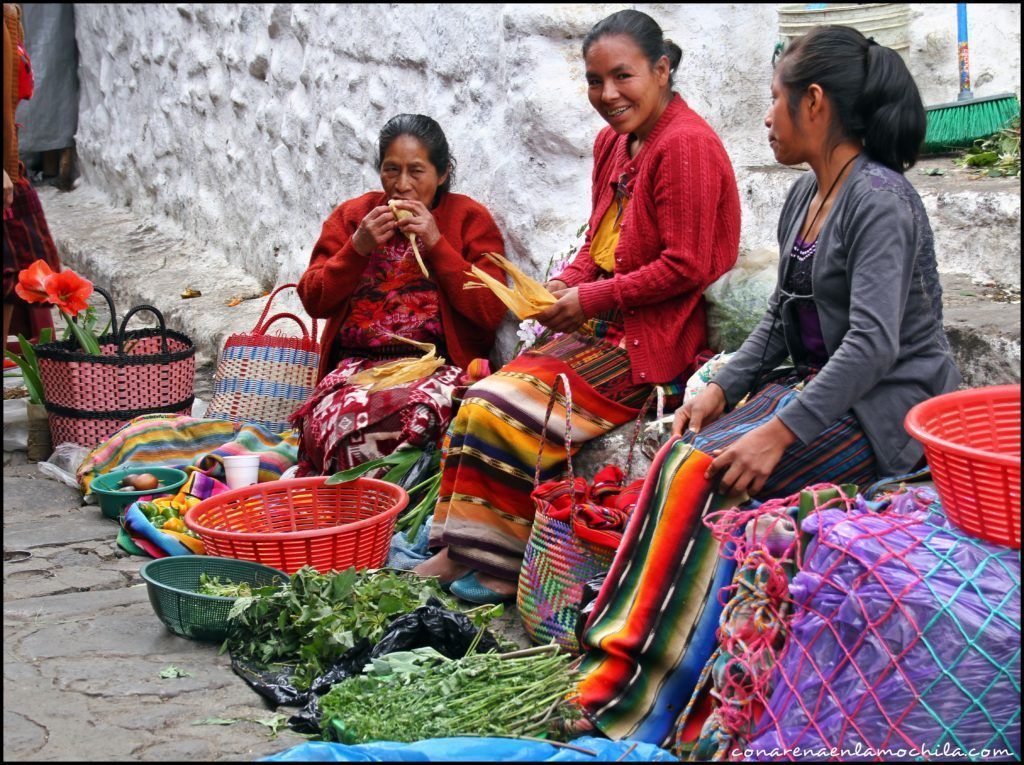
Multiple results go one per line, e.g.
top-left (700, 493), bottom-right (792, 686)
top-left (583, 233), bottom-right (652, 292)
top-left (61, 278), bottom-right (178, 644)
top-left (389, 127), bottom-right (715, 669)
top-left (159, 665), bottom-right (192, 679)
top-left (197, 573), bottom-right (257, 598)
top-left (226, 566), bottom-right (455, 691)
top-left (954, 116), bottom-right (1020, 177)
top-left (318, 646), bottom-right (580, 744)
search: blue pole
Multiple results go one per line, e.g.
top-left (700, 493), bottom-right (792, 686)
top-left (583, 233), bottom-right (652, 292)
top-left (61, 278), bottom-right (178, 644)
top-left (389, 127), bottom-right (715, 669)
top-left (957, 3), bottom-right (973, 100)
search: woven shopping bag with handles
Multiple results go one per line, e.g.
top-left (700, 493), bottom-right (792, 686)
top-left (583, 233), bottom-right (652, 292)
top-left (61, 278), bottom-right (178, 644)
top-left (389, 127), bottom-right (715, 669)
top-left (516, 373), bottom-right (658, 654)
top-left (206, 284), bottom-right (320, 435)
top-left (35, 287), bottom-right (196, 448)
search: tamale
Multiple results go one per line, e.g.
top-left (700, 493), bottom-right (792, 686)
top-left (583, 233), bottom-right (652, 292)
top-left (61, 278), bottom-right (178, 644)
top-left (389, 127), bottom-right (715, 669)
top-left (388, 200), bottom-right (430, 278)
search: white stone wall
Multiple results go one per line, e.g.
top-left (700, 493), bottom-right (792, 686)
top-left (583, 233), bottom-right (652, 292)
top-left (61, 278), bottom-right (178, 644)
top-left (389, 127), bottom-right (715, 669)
top-left (73, 3), bottom-right (1021, 353)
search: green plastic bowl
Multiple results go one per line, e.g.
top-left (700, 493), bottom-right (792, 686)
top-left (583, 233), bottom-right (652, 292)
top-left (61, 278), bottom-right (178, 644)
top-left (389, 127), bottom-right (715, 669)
top-left (139, 556), bottom-right (289, 642)
top-left (91, 467), bottom-right (189, 519)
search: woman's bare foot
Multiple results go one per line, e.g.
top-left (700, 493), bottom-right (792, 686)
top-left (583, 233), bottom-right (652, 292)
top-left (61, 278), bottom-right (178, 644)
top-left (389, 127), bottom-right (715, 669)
top-left (412, 547), bottom-right (470, 584)
top-left (475, 571), bottom-right (518, 597)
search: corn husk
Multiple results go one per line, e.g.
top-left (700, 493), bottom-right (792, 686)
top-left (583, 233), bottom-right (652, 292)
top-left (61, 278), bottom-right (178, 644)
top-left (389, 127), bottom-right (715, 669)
top-left (348, 333), bottom-right (445, 391)
top-left (464, 252), bottom-right (557, 320)
top-left (388, 200), bottom-right (430, 278)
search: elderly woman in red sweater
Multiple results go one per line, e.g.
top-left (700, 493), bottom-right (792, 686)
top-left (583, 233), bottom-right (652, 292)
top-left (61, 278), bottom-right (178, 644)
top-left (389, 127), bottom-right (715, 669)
top-left (416, 10), bottom-right (742, 602)
top-left (292, 114), bottom-right (507, 477)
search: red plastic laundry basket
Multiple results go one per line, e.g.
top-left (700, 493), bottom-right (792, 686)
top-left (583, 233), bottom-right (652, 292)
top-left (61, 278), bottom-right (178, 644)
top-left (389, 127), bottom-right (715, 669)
top-left (183, 477), bottom-right (408, 573)
top-left (905, 384), bottom-right (1020, 549)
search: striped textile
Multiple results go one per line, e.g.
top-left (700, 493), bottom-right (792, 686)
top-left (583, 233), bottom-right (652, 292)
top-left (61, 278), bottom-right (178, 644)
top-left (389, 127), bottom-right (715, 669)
top-left (429, 320), bottom-right (648, 580)
top-left (577, 437), bottom-right (736, 747)
top-left (683, 373), bottom-right (878, 499)
top-left (76, 413), bottom-right (299, 494)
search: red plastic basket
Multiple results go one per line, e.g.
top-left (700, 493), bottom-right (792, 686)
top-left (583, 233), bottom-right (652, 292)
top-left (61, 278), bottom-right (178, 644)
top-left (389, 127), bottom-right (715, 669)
top-left (183, 477), bottom-right (408, 573)
top-left (905, 384), bottom-right (1021, 549)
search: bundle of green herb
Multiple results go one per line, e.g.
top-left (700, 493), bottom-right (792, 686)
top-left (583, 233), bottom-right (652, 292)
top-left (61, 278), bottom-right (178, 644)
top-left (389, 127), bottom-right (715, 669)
top-left (225, 566), bottom-right (452, 691)
top-left (197, 574), bottom-right (256, 599)
top-left (318, 645), bottom-right (581, 744)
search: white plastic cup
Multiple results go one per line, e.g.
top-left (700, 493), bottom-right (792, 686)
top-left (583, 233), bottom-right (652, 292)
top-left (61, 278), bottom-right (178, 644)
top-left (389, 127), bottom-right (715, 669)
top-left (222, 454), bottom-right (260, 489)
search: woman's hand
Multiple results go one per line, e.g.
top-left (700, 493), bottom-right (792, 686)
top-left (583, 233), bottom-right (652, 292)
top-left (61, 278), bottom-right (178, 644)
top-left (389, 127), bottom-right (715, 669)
top-left (352, 206), bottom-right (398, 256)
top-left (704, 417), bottom-right (797, 497)
top-left (536, 287), bottom-right (586, 334)
top-left (545, 279), bottom-right (568, 293)
top-left (390, 199), bottom-right (442, 251)
top-left (672, 382), bottom-right (727, 436)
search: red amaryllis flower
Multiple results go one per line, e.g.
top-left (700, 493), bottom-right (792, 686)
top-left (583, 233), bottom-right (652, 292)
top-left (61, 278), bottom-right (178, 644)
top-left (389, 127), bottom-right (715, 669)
top-left (44, 269), bottom-right (94, 316)
top-left (13, 260), bottom-right (56, 304)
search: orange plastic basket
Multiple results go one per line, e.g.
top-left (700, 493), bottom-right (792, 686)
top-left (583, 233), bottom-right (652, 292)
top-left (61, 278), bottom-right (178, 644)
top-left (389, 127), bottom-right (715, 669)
top-left (905, 384), bottom-right (1020, 549)
top-left (183, 477), bottom-right (408, 573)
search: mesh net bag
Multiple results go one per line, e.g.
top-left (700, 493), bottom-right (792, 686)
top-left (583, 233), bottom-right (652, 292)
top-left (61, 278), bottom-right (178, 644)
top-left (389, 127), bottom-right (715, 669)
top-left (741, 486), bottom-right (1021, 761)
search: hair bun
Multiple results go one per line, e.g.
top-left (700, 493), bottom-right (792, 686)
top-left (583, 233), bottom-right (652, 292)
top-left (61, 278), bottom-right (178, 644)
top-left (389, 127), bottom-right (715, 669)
top-left (663, 39), bottom-right (683, 72)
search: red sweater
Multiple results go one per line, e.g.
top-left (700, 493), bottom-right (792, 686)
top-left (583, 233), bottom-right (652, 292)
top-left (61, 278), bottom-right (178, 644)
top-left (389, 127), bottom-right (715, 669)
top-left (298, 191), bottom-right (508, 381)
top-left (557, 94), bottom-right (741, 385)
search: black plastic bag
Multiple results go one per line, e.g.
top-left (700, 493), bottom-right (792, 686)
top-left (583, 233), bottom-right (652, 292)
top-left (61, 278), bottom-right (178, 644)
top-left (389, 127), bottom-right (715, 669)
top-left (230, 637), bottom-right (374, 708)
top-left (574, 571), bottom-right (608, 649)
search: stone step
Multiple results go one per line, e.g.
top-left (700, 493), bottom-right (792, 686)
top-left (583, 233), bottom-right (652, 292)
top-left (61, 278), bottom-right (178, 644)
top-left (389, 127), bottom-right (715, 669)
top-left (737, 157), bottom-right (1021, 286)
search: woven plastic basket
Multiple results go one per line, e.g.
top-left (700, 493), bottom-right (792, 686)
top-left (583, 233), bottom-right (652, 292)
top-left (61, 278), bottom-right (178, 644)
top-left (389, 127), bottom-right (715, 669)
top-left (206, 283), bottom-right (320, 434)
top-left (139, 556), bottom-right (289, 642)
top-left (905, 384), bottom-right (1021, 548)
top-left (36, 289), bottom-right (195, 448)
top-left (183, 477), bottom-right (407, 574)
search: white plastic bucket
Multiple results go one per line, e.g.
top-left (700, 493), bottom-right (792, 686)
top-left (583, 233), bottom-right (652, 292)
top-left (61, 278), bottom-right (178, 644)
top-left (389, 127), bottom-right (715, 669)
top-left (777, 3), bottom-right (911, 64)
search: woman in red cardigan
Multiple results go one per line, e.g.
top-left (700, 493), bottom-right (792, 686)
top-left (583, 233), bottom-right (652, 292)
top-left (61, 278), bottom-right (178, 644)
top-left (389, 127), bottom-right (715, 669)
top-left (416, 10), bottom-right (742, 602)
top-left (291, 114), bottom-right (507, 477)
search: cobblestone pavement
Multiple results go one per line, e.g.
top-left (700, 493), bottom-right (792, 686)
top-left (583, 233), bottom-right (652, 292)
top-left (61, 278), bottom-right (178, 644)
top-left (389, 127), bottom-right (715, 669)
top-left (2, 447), bottom-right (530, 761)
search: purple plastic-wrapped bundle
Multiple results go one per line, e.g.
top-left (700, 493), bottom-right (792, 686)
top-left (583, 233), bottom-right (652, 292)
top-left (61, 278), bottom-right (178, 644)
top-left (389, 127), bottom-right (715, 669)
top-left (746, 488), bottom-right (1020, 761)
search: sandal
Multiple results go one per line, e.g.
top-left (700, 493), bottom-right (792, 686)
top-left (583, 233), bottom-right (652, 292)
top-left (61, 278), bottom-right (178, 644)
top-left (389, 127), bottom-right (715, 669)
top-left (449, 571), bottom-right (516, 605)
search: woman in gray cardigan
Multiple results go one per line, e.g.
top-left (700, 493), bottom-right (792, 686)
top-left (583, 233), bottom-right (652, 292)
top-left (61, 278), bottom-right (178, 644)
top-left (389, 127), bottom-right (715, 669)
top-left (672, 25), bottom-right (961, 498)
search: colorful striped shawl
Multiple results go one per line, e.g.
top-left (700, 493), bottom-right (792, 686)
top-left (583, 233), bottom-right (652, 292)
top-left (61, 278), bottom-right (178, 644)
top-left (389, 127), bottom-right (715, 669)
top-left (577, 437), bottom-right (735, 745)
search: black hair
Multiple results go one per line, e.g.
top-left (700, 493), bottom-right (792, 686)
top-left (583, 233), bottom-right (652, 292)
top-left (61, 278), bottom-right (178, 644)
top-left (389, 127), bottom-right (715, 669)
top-left (376, 114), bottom-right (456, 205)
top-left (582, 9), bottom-right (682, 89)
top-left (776, 25), bottom-right (926, 173)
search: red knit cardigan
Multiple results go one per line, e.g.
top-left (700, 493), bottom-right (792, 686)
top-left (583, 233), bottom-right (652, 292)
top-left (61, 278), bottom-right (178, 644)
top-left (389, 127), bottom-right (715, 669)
top-left (298, 191), bottom-right (508, 382)
top-left (557, 94), bottom-right (741, 385)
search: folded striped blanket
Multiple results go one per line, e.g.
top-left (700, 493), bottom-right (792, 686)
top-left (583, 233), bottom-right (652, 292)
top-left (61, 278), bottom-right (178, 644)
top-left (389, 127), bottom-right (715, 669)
top-left (77, 413), bottom-right (299, 494)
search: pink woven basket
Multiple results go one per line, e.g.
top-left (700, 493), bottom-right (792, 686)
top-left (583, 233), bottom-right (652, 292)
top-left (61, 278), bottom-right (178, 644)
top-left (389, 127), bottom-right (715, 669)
top-left (35, 289), bottom-right (196, 448)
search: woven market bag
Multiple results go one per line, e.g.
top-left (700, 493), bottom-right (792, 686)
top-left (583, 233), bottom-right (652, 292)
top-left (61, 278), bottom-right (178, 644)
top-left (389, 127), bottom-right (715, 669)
top-left (206, 284), bottom-right (320, 435)
top-left (35, 288), bottom-right (196, 449)
top-left (517, 373), bottom-right (655, 654)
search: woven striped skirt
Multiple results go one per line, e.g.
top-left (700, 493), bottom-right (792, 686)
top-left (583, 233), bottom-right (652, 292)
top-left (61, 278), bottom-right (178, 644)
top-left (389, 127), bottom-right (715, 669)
top-left (682, 372), bottom-right (878, 499)
top-left (429, 320), bottom-right (649, 580)
top-left (576, 438), bottom-right (736, 746)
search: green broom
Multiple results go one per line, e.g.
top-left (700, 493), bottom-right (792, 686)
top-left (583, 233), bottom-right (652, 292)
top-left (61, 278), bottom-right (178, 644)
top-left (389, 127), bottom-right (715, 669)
top-left (922, 3), bottom-right (1019, 155)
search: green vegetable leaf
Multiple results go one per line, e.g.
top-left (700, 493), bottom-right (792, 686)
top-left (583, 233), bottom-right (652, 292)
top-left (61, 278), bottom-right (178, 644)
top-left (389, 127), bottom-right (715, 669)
top-left (192, 717), bottom-right (241, 726)
top-left (330, 567), bottom-right (357, 600)
top-left (252, 713), bottom-right (289, 738)
top-left (378, 594), bottom-right (404, 615)
top-left (159, 665), bottom-right (192, 679)
top-left (228, 595), bottom-right (255, 621)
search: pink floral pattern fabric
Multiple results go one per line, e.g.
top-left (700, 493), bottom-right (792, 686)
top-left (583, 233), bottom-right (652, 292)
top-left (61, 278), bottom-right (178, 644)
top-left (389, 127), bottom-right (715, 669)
top-left (336, 237), bottom-right (443, 349)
